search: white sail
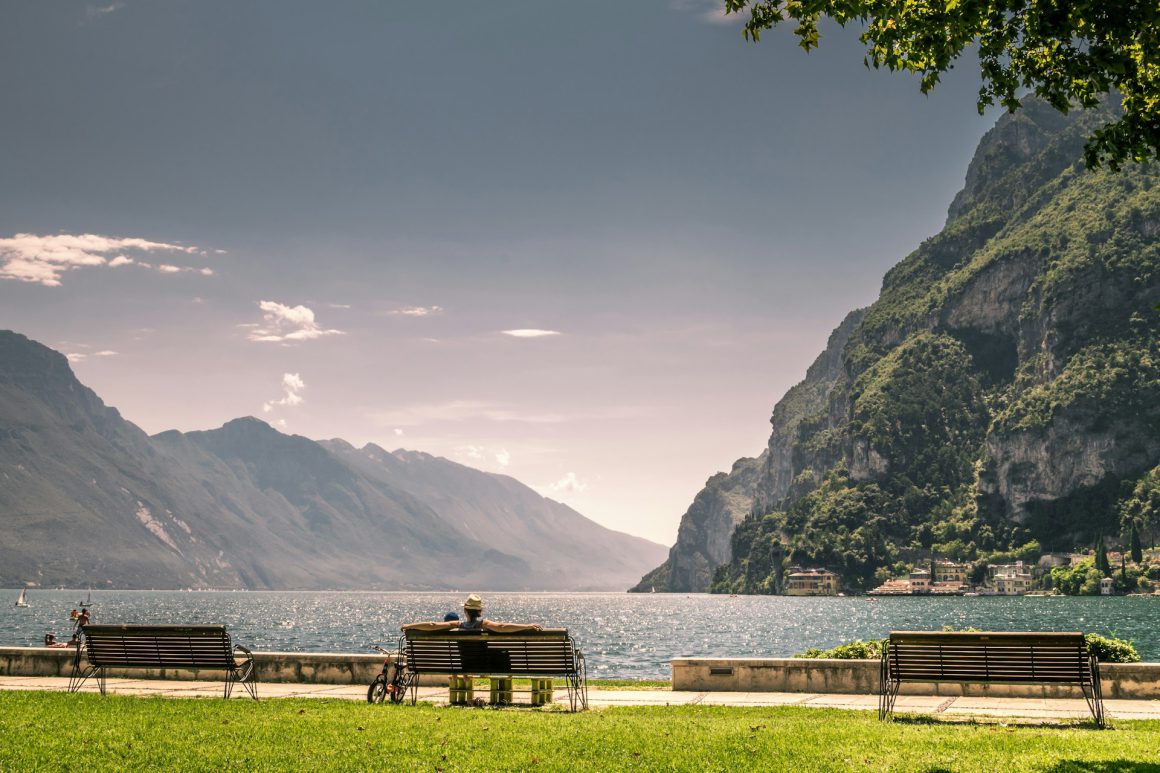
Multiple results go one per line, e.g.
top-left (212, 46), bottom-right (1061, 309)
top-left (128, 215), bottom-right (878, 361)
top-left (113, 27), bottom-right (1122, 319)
top-left (15, 588), bottom-right (28, 608)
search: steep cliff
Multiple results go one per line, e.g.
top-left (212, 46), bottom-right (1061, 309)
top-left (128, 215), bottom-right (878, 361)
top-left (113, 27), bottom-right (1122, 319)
top-left (641, 99), bottom-right (1160, 593)
top-left (630, 308), bottom-right (865, 592)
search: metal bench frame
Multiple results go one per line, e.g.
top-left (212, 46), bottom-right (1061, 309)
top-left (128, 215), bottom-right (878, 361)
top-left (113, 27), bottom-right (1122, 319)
top-left (401, 628), bottom-right (588, 711)
top-left (880, 631), bottom-right (1104, 726)
top-left (69, 624), bottom-right (258, 700)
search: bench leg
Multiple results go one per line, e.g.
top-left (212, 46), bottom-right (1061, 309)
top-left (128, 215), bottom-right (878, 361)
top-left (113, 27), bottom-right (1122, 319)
top-left (68, 664), bottom-right (99, 694)
top-left (878, 650), bottom-right (899, 721)
top-left (1085, 656), bottom-right (1106, 728)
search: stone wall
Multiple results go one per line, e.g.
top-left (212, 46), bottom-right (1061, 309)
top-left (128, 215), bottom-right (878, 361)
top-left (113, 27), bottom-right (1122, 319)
top-left (672, 658), bottom-right (1160, 699)
top-left (0, 647), bottom-right (402, 685)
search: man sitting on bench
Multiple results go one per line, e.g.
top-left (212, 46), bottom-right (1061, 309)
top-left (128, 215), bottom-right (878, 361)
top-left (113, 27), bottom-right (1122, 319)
top-left (403, 594), bottom-right (543, 633)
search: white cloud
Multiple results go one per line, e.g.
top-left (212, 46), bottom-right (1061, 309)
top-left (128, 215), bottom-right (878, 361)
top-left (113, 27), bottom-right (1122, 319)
top-left (65, 349), bottom-right (118, 363)
top-left (199, 267), bottom-right (214, 276)
top-left (157, 264), bottom-right (182, 273)
top-left (388, 305), bottom-right (443, 317)
top-left (393, 428), bottom-right (405, 436)
top-left (263, 372), bottom-right (306, 413)
top-left (546, 472), bottom-right (588, 496)
top-left (670, 0), bottom-right (736, 25)
top-left (248, 301), bottom-right (345, 343)
top-left (369, 400), bottom-right (565, 427)
top-left (455, 444), bottom-right (512, 469)
top-left (0, 232), bottom-right (209, 286)
top-left (501, 329), bottom-right (561, 338)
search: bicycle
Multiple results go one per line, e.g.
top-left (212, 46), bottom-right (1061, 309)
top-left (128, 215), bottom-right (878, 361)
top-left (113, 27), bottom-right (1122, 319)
top-left (367, 644), bottom-right (408, 704)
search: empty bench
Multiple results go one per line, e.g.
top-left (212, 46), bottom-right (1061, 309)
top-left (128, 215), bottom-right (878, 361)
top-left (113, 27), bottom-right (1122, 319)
top-left (69, 624), bottom-right (258, 700)
top-left (401, 628), bottom-right (587, 711)
top-left (880, 631), bottom-right (1104, 726)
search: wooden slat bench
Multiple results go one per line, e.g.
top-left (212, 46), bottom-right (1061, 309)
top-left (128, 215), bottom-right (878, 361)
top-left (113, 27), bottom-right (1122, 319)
top-left (401, 628), bottom-right (587, 711)
top-left (880, 631), bottom-right (1104, 726)
top-left (69, 624), bottom-right (258, 700)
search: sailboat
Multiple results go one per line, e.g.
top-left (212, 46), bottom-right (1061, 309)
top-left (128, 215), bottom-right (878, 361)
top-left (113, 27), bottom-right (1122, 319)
top-left (79, 589), bottom-right (92, 608)
top-left (14, 588), bottom-right (29, 608)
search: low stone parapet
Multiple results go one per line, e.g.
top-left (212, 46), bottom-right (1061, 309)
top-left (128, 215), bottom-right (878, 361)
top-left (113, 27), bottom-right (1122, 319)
top-left (671, 657), bottom-right (1160, 699)
top-left (0, 646), bottom-right (435, 685)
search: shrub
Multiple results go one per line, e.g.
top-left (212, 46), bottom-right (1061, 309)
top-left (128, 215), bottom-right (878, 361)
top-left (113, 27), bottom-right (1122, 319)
top-left (1085, 633), bottom-right (1141, 663)
top-left (794, 639), bottom-right (884, 659)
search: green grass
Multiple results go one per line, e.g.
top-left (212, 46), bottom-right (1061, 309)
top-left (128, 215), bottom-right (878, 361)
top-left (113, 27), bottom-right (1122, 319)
top-left (2, 692), bottom-right (1159, 771)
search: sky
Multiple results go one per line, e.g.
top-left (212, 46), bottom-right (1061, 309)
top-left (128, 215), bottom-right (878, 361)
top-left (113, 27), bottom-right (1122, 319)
top-left (0, 1), bottom-right (998, 545)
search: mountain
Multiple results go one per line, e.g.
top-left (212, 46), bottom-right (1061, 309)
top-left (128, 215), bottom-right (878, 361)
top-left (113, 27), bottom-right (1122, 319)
top-left (0, 332), bottom-right (666, 590)
top-left (637, 99), bottom-right (1160, 593)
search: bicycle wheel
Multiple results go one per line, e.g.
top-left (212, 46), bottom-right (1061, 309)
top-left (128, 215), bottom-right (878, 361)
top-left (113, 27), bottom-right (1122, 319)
top-left (388, 676), bottom-right (406, 703)
top-left (367, 675), bottom-right (389, 704)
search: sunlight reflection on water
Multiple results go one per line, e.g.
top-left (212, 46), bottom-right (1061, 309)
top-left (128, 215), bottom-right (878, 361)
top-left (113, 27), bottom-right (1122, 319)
top-left (3, 590), bottom-right (1157, 679)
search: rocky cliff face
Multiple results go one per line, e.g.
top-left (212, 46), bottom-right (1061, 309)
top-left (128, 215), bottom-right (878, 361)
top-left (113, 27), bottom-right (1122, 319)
top-left (639, 99), bottom-right (1160, 593)
top-left (0, 331), bottom-right (667, 590)
top-left (631, 308), bottom-right (864, 592)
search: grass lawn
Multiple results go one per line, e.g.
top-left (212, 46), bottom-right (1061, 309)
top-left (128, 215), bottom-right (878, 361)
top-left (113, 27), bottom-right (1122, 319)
top-left (1, 692), bottom-right (1158, 772)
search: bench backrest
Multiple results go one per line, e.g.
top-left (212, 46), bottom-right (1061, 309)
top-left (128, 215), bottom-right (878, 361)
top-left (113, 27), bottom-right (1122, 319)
top-left (887, 631), bottom-right (1093, 684)
top-left (82, 624), bottom-right (237, 669)
top-left (404, 629), bottom-right (578, 676)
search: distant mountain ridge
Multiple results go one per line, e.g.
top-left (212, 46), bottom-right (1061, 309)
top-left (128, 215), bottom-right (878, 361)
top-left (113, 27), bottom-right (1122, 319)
top-left (0, 331), bottom-right (666, 590)
top-left (636, 99), bottom-right (1160, 593)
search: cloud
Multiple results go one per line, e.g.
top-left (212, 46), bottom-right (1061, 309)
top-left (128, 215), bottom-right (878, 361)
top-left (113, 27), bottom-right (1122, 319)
top-left (369, 400), bottom-right (565, 427)
top-left (387, 305), bottom-right (444, 317)
top-left (546, 472), bottom-right (588, 496)
top-left (393, 428), bottom-right (405, 437)
top-left (263, 372), bottom-right (306, 413)
top-left (64, 349), bottom-right (117, 363)
top-left (501, 329), bottom-right (561, 338)
top-left (247, 301), bottom-right (345, 343)
top-left (670, 0), bottom-right (736, 25)
top-left (0, 232), bottom-right (209, 286)
top-left (455, 445), bottom-right (512, 469)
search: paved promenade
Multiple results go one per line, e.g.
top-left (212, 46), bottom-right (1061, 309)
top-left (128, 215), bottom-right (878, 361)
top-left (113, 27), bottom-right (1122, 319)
top-left (2, 675), bottom-right (1159, 722)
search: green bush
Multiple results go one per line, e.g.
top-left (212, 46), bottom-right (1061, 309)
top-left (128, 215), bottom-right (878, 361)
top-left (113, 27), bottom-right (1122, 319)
top-left (1085, 633), bottom-right (1142, 663)
top-left (794, 639), bottom-right (884, 660)
top-left (795, 632), bottom-right (1140, 663)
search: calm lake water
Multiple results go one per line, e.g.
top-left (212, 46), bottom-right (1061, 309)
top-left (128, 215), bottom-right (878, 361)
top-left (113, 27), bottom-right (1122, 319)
top-left (4, 590), bottom-right (1158, 679)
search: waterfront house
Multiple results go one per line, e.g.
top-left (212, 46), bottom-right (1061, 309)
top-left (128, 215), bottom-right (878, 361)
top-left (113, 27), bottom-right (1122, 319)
top-left (989, 561), bottom-right (1034, 595)
top-left (785, 569), bottom-right (840, 596)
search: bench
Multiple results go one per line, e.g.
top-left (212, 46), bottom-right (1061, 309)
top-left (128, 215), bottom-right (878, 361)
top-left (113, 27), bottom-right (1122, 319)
top-left (880, 631), bottom-right (1104, 726)
top-left (69, 624), bottom-right (258, 700)
top-left (401, 628), bottom-right (587, 711)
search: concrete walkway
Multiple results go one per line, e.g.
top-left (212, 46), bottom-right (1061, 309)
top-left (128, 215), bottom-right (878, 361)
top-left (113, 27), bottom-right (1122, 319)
top-left (3, 675), bottom-right (1159, 722)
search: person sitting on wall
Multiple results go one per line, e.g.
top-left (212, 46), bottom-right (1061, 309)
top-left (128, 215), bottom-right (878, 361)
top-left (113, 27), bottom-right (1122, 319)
top-left (402, 594), bottom-right (543, 633)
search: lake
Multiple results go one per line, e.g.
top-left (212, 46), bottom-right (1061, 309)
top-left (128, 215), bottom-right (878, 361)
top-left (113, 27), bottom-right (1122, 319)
top-left (4, 590), bottom-right (1158, 679)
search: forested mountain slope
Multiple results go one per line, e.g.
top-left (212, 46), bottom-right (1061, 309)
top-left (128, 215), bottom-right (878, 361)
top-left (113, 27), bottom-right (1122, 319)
top-left (637, 100), bottom-right (1160, 593)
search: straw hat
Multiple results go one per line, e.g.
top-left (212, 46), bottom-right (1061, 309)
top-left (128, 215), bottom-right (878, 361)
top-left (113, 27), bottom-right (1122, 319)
top-left (463, 593), bottom-right (484, 611)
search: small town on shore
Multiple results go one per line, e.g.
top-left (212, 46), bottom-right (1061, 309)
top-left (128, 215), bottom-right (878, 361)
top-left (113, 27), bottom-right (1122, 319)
top-left (783, 547), bottom-right (1160, 597)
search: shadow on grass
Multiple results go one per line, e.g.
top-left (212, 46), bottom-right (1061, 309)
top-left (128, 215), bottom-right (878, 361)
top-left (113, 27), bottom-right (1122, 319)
top-left (890, 715), bottom-right (1106, 731)
top-left (1039, 762), bottom-right (1160, 772)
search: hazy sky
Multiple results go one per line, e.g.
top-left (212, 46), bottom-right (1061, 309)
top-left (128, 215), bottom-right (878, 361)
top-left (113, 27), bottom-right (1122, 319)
top-left (0, 1), bottom-right (997, 545)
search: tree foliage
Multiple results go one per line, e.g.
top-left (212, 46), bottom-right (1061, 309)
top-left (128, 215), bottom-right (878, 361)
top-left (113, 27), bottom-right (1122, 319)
top-left (723, 0), bottom-right (1160, 169)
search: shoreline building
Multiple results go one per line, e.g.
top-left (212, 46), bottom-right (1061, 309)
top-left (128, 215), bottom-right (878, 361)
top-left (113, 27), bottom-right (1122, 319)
top-left (988, 561), bottom-right (1034, 595)
top-left (785, 569), bottom-right (840, 596)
